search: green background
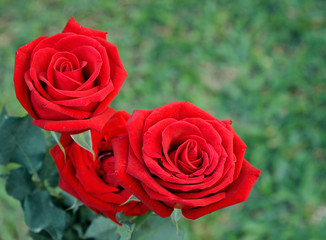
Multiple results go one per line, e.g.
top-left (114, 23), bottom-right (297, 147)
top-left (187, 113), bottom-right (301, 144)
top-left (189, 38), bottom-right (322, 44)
top-left (0, 0), bottom-right (325, 239)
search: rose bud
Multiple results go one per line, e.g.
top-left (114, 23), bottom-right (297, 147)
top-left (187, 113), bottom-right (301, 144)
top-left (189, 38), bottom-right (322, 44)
top-left (50, 110), bottom-right (148, 224)
top-left (111, 101), bottom-right (261, 219)
top-left (14, 17), bottom-right (127, 134)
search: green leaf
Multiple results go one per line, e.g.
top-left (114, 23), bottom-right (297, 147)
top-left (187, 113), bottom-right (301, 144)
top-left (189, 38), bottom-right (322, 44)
top-left (116, 222), bottom-right (135, 240)
top-left (24, 190), bottom-right (66, 240)
top-left (38, 151), bottom-right (59, 188)
top-left (70, 130), bottom-right (95, 159)
top-left (0, 114), bottom-right (45, 175)
top-left (120, 195), bottom-right (141, 206)
top-left (0, 109), bottom-right (15, 165)
top-left (132, 213), bottom-right (184, 240)
top-left (0, 107), bottom-right (7, 128)
top-left (62, 192), bottom-right (83, 214)
top-left (50, 131), bottom-right (66, 161)
top-left (170, 208), bottom-right (182, 225)
top-left (5, 167), bottom-right (34, 201)
top-left (85, 215), bottom-right (116, 240)
top-left (29, 230), bottom-right (53, 240)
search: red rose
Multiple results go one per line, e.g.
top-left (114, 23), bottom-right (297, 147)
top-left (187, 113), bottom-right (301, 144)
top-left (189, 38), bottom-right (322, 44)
top-left (14, 17), bottom-right (127, 133)
top-left (50, 110), bottom-right (148, 224)
top-left (111, 101), bottom-right (261, 219)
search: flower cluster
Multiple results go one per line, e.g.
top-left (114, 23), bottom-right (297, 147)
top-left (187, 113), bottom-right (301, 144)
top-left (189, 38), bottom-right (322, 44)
top-left (14, 17), bottom-right (261, 224)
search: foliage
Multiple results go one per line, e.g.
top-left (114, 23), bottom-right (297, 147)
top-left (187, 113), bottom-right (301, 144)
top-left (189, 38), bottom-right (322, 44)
top-left (0, 0), bottom-right (326, 239)
top-left (0, 111), bottom-right (182, 240)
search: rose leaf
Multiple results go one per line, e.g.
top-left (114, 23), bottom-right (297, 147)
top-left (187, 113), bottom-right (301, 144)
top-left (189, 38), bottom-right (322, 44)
top-left (23, 190), bottom-right (66, 240)
top-left (5, 167), bottom-right (34, 201)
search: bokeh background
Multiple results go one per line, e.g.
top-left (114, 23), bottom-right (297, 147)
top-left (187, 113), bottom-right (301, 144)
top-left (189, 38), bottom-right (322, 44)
top-left (1, 0), bottom-right (325, 239)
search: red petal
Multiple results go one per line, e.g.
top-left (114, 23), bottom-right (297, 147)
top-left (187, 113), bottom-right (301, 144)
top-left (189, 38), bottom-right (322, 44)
top-left (54, 70), bottom-right (83, 90)
top-left (62, 17), bottom-right (107, 39)
top-left (182, 159), bottom-right (261, 219)
top-left (29, 89), bottom-right (92, 120)
top-left (14, 36), bottom-right (47, 119)
top-left (120, 201), bottom-right (149, 216)
top-left (100, 110), bottom-right (130, 141)
top-left (71, 45), bottom-right (103, 90)
top-left (110, 136), bottom-right (173, 218)
top-left (143, 184), bottom-right (226, 208)
top-left (92, 37), bottom-right (128, 115)
top-left (52, 82), bottom-right (113, 107)
top-left (143, 101), bottom-right (216, 133)
top-left (30, 33), bottom-right (71, 58)
top-left (69, 144), bottom-right (121, 195)
top-left (33, 107), bottom-right (115, 134)
top-left (39, 74), bottom-right (100, 101)
top-left (225, 123), bottom-right (246, 180)
top-left (126, 110), bottom-right (152, 160)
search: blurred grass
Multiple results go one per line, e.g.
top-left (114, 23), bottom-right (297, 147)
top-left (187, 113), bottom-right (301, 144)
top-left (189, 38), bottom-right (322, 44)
top-left (1, 0), bottom-right (326, 239)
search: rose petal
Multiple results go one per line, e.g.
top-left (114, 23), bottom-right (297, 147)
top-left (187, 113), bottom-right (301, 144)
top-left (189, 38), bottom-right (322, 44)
top-left (30, 33), bottom-right (71, 59)
top-left (51, 144), bottom-right (119, 213)
top-left (149, 135), bottom-right (212, 184)
top-left (120, 201), bottom-right (149, 217)
top-left (69, 144), bottom-right (120, 194)
top-left (143, 101), bottom-right (216, 133)
top-left (52, 82), bottom-right (113, 107)
top-left (143, 184), bottom-right (226, 208)
top-left (143, 118), bottom-right (177, 158)
top-left (111, 136), bottom-right (173, 217)
top-left (33, 107), bottom-right (115, 134)
top-left (182, 159), bottom-right (261, 219)
top-left (62, 17), bottom-right (107, 40)
top-left (183, 118), bottom-right (222, 147)
top-left (71, 45), bottom-right (103, 90)
top-left (92, 38), bottom-right (128, 116)
top-left (101, 110), bottom-right (130, 140)
top-left (30, 48), bottom-right (58, 101)
top-left (14, 36), bottom-right (48, 119)
top-left (38, 73), bottom-right (100, 101)
top-left (54, 70), bottom-right (83, 90)
top-left (29, 87), bottom-right (92, 120)
top-left (224, 122), bottom-right (246, 180)
top-left (126, 110), bottom-right (152, 160)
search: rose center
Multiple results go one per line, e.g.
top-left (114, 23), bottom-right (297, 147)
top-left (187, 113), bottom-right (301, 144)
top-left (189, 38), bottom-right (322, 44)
top-left (174, 139), bottom-right (203, 174)
top-left (50, 53), bottom-right (86, 90)
top-left (97, 151), bottom-right (119, 187)
top-left (59, 61), bottom-right (72, 72)
top-left (54, 57), bottom-right (75, 72)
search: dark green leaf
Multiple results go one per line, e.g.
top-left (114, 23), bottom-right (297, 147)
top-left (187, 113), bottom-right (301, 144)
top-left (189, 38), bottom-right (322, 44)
top-left (0, 114), bottom-right (45, 174)
top-left (24, 190), bottom-right (66, 240)
top-left (29, 230), bottom-right (53, 240)
top-left (0, 109), bottom-right (16, 165)
top-left (5, 167), bottom-right (34, 200)
top-left (132, 214), bottom-right (184, 240)
top-left (0, 107), bottom-right (7, 128)
top-left (85, 215), bottom-right (116, 240)
top-left (116, 222), bottom-right (135, 240)
top-left (38, 151), bottom-right (59, 188)
top-left (62, 192), bottom-right (83, 214)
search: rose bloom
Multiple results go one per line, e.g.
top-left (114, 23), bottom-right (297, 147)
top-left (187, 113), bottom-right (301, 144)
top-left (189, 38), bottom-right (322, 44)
top-left (50, 110), bottom-right (148, 223)
top-left (111, 101), bottom-right (261, 219)
top-left (14, 17), bottom-right (127, 133)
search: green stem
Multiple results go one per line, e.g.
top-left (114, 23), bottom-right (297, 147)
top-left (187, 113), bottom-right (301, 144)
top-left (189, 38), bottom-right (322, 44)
top-left (134, 211), bottom-right (153, 230)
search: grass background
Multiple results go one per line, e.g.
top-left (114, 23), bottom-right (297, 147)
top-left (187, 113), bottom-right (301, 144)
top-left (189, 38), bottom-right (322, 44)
top-left (0, 0), bottom-right (325, 239)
